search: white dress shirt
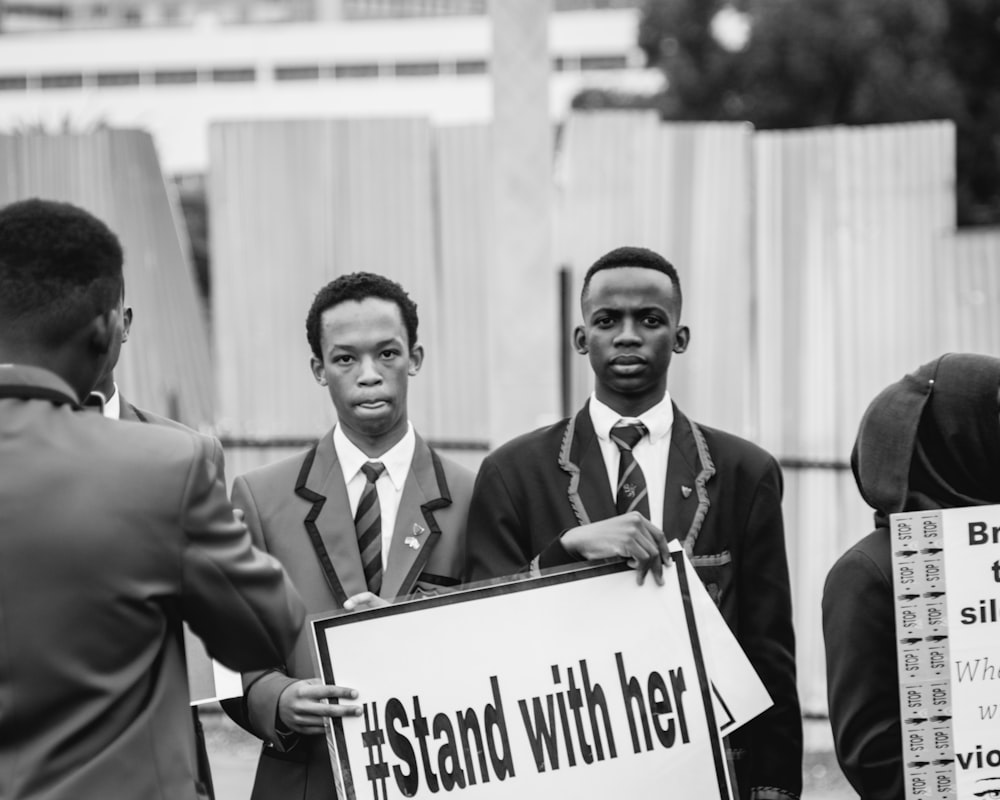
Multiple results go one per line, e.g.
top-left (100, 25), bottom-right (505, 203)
top-left (588, 391), bottom-right (674, 528)
top-left (102, 383), bottom-right (121, 420)
top-left (333, 421), bottom-right (416, 570)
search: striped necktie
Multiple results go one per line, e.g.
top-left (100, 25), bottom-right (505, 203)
top-left (610, 422), bottom-right (650, 519)
top-left (355, 461), bottom-right (386, 595)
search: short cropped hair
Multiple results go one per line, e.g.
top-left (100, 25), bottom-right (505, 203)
top-left (306, 271), bottom-right (419, 359)
top-left (581, 245), bottom-right (682, 310)
top-left (0, 198), bottom-right (124, 346)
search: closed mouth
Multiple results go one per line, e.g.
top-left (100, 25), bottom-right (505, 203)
top-left (610, 355), bottom-right (647, 366)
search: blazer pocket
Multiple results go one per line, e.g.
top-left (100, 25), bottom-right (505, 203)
top-left (418, 572), bottom-right (460, 588)
top-left (410, 572), bottom-right (461, 599)
top-left (689, 550), bottom-right (732, 606)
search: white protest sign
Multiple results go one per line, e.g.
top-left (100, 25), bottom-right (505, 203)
top-left (684, 553), bottom-right (773, 731)
top-left (185, 624), bottom-right (242, 705)
top-left (943, 504), bottom-right (1000, 797)
top-left (312, 557), bottom-right (770, 800)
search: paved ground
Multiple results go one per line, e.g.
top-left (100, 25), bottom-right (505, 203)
top-left (202, 707), bottom-right (859, 800)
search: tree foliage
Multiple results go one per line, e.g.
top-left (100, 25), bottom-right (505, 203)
top-left (624, 0), bottom-right (1000, 225)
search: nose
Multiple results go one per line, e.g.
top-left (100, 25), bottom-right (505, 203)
top-left (357, 356), bottom-right (383, 385)
top-left (614, 317), bottom-right (642, 346)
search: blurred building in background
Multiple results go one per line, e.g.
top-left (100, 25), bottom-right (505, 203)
top-left (0, 0), bottom-right (659, 173)
top-left (1, 0), bottom-right (641, 30)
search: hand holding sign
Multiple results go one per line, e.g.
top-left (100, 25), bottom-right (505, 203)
top-left (561, 512), bottom-right (673, 586)
top-left (344, 592), bottom-right (391, 612)
top-left (277, 678), bottom-right (362, 735)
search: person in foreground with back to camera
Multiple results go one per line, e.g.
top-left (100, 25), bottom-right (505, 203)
top-left (0, 197), bottom-right (305, 800)
top-left (464, 245), bottom-right (802, 800)
top-left (221, 271), bottom-right (474, 800)
top-left (823, 353), bottom-right (1000, 799)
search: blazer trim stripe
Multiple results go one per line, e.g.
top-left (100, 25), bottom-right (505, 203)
top-left (294, 444), bottom-right (349, 607)
top-left (557, 412), bottom-right (591, 527)
top-left (429, 448), bottom-right (452, 505)
top-left (396, 447), bottom-right (451, 597)
top-left (684, 419), bottom-right (715, 557)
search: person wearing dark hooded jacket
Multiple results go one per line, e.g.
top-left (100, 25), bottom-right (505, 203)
top-left (822, 353), bottom-right (1000, 799)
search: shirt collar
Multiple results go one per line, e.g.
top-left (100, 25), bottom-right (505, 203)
top-left (589, 391), bottom-right (674, 443)
top-left (0, 363), bottom-right (80, 405)
top-left (333, 421), bottom-right (415, 491)
top-left (103, 383), bottom-right (121, 420)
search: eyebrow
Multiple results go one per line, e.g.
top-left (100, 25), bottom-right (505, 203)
top-left (328, 337), bottom-right (405, 352)
top-left (590, 304), bottom-right (670, 317)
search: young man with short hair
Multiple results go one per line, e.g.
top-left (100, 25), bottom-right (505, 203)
top-left (466, 245), bottom-right (802, 800)
top-left (224, 272), bottom-right (474, 800)
top-left (0, 199), bottom-right (304, 800)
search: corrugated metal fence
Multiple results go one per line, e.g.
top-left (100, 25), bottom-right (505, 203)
top-left (208, 114), bottom-right (1000, 716)
top-left (554, 115), bottom-right (1000, 714)
top-left (6, 118), bottom-right (999, 718)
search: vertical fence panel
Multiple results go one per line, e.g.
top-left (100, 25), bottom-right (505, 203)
top-left (434, 124), bottom-right (492, 441)
top-left (210, 118), bottom-right (444, 443)
top-left (948, 228), bottom-right (1000, 353)
top-left (754, 121), bottom-right (959, 713)
top-left (211, 120), bottom-right (338, 438)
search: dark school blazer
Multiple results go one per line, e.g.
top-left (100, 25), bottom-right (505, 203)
top-left (465, 401), bottom-right (802, 800)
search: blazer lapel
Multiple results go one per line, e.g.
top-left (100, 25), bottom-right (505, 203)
top-left (118, 399), bottom-right (144, 422)
top-left (381, 434), bottom-right (448, 599)
top-left (561, 402), bottom-right (617, 526)
top-left (294, 433), bottom-right (365, 607)
top-left (663, 405), bottom-right (703, 550)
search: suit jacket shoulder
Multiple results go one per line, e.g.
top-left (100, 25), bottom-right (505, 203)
top-left (481, 418), bottom-right (569, 469)
top-left (429, 448), bottom-right (476, 501)
top-left (122, 397), bottom-right (226, 480)
top-left (692, 419), bottom-right (781, 476)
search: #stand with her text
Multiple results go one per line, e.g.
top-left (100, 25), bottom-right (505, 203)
top-left (310, 554), bottom-right (772, 800)
top-left (892, 503), bottom-right (1000, 799)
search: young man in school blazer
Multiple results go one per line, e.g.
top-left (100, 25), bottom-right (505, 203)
top-left (465, 246), bottom-right (802, 800)
top-left (224, 272), bottom-right (474, 800)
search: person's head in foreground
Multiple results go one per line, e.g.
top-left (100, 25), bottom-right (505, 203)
top-left (0, 197), bottom-right (125, 401)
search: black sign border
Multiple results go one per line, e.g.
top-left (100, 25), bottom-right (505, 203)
top-left (312, 556), bottom-right (730, 800)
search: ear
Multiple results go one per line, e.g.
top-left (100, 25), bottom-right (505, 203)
top-left (89, 307), bottom-right (117, 357)
top-left (121, 306), bottom-right (133, 343)
top-left (673, 325), bottom-right (690, 354)
top-left (310, 355), bottom-right (328, 386)
top-left (408, 344), bottom-right (425, 377)
top-left (573, 326), bottom-right (588, 355)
